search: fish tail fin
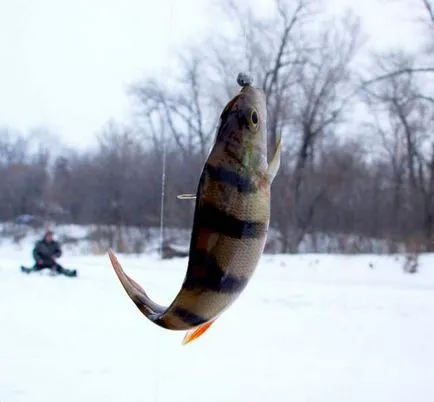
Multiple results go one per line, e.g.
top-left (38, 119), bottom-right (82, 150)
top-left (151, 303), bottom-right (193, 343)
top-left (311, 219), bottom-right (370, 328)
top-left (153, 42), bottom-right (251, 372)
top-left (108, 248), bottom-right (166, 320)
top-left (182, 319), bottom-right (217, 345)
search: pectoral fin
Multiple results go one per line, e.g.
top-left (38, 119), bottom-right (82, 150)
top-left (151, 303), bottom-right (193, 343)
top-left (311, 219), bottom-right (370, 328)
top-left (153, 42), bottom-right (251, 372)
top-left (182, 319), bottom-right (217, 345)
top-left (267, 138), bottom-right (281, 182)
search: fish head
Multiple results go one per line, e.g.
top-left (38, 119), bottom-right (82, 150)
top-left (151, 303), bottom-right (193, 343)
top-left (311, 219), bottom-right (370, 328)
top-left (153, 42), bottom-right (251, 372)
top-left (214, 83), bottom-right (268, 175)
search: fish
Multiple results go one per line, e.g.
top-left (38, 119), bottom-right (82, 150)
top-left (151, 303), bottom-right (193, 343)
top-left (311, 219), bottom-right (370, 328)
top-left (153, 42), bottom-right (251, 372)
top-left (108, 72), bottom-right (281, 345)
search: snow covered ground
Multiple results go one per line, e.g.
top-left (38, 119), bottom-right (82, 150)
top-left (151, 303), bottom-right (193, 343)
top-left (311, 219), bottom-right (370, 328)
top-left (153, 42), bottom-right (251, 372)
top-left (1, 240), bottom-right (434, 401)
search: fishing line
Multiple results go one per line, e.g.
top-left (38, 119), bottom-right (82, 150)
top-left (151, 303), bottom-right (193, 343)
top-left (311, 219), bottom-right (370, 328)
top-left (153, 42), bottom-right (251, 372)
top-left (156, 102), bottom-right (166, 401)
top-left (243, 7), bottom-right (252, 80)
top-left (155, 3), bottom-right (175, 402)
top-left (159, 123), bottom-right (167, 261)
top-left (159, 1), bottom-right (175, 261)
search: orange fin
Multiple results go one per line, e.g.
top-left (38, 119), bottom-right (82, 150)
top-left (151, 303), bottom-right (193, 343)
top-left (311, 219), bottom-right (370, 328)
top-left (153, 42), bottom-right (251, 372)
top-left (182, 319), bottom-right (216, 345)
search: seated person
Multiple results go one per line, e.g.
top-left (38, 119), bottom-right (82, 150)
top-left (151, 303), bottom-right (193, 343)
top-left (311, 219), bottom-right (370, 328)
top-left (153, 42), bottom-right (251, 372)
top-left (22, 230), bottom-right (76, 277)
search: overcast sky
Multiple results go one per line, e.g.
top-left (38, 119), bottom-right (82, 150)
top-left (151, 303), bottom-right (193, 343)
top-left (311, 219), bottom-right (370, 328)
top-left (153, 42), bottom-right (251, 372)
top-left (0, 0), bottom-right (421, 150)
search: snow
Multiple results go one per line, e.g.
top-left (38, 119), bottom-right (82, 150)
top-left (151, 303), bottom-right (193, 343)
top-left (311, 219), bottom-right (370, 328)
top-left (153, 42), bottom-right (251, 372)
top-left (1, 236), bottom-right (434, 402)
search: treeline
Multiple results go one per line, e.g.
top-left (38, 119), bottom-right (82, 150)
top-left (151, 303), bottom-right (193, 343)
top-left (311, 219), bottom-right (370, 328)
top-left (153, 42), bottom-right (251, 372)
top-left (1, 0), bottom-right (433, 253)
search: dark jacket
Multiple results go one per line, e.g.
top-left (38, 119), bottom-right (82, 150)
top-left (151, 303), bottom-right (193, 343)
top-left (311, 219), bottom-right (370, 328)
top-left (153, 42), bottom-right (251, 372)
top-left (33, 239), bottom-right (62, 262)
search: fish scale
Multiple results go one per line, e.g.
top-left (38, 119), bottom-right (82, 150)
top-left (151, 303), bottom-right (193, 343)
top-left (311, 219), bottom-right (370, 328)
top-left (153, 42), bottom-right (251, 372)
top-left (108, 72), bottom-right (281, 345)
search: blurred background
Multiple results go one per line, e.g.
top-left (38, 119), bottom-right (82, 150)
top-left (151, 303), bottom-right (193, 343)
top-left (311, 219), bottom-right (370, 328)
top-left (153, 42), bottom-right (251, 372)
top-left (2, 2), bottom-right (434, 402)
top-left (0, 0), bottom-right (432, 259)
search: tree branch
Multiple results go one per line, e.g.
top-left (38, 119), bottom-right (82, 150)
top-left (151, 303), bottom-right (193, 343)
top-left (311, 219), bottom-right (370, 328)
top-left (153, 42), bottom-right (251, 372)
top-left (361, 67), bottom-right (434, 88)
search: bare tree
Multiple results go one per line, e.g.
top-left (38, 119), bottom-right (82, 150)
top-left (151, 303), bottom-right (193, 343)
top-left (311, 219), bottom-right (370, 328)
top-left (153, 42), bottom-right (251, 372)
top-left (130, 54), bottom-right (217, 161)
top-left (0, 127), bottom-right (50, 221)
top-left (200, 0), bottom-right (365, 251)
top-left (275, 13), bottom-right (364, 251)
top-left (207, 0), bottom-right (321, 157)
top-left (361, 50), bottom-right (434, 249)
top-left (363, 0), bottom-right (434, 86)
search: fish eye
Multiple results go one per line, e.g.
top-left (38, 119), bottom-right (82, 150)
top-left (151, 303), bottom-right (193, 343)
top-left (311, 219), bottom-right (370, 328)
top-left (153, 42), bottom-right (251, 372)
top-left (250, 109), bottom-right (258, 126)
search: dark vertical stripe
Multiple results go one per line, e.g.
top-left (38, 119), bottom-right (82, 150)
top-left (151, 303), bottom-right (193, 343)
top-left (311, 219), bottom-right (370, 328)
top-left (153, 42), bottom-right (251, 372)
top-left (196, 202), bottom-right (267, 239)
top-left (183, 249), bottom-right (249, 294)
top-left (205, 164), bottom-right (257, 193)
top-left (173, 307), bottom-right (208, 326)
